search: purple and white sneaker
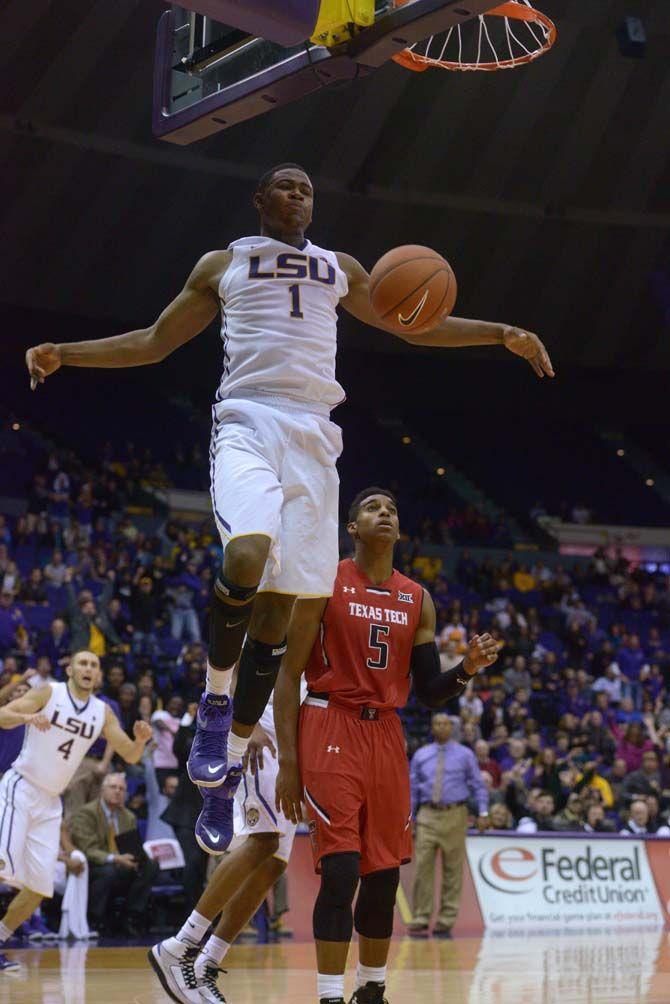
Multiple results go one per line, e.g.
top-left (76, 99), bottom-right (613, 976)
top-left (0, 953), bottom-right (19, 973)
top-left (27, 913), bottom-right (57, 941)
top-left (194, 764), bottom-right (243, 855)
top-left (187, 694), bottom-right (233, 788)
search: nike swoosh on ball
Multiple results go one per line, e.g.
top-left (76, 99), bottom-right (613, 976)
top-left (398, 289), bottom-right (430, 327)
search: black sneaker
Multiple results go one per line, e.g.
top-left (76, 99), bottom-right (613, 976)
top-left (433, 926), bottom-right (453, 939)
top-left (349, 982), bottom-right (389, 1004)
top-left (320, 999), bottom-right (345, 1004)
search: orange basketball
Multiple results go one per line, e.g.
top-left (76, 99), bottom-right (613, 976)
top-left (369, 245), bottom-right (457, 337)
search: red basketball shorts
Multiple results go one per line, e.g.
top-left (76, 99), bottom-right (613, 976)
top-left (298, 701), bottom-right (412, 876)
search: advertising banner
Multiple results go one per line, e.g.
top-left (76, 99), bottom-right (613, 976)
top-left (466, 835), bottom-right (664, 929)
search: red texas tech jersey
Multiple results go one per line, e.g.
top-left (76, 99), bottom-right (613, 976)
top-left (305, 558), bottom-right (424, 711)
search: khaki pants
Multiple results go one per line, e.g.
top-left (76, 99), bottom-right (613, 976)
top-left (412, 803), bottom-right (468, 929)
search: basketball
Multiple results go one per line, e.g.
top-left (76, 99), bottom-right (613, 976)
top-left (369, 245), bottom-right (457, 337)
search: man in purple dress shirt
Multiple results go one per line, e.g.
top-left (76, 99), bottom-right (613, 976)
top-left (409, 713), bottom-right (488, 938)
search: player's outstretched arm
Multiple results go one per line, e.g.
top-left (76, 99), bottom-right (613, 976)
top-left (25, 251), bottom-right (230, 388)
top-left (411, 591), bottom-right (499, 708)
top-left (274, 597), bottom-right (327, 824)
top-left (336, 251), bottom-right (554, 378)
top-left (101, 705), bottom-right (152, 764)
top-left (0, 685), bottom-right (51, 730)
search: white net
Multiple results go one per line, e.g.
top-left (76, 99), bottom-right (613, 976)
top-left (393, 1), bottom-right (556, 72)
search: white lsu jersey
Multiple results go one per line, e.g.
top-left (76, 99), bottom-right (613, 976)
top-left (217, 236), bottom-right (349, 410)
top-left (13, 682), bottom-right (106, 797)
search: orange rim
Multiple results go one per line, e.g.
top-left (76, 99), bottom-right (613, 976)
top-left (392, 1), bottom-right (557, 72)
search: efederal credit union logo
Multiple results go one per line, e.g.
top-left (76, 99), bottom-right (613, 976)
top-left (478, 845), bottom-right (539, 894)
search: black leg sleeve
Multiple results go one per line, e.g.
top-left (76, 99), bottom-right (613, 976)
top-left (354, 867), bottom-right (400, 939)
top-left (208, 575), bottom-right (256, 670)
top-left (313, 852), bottom-right (360, 943)
top-left (232, 636), bottom-right (287, 727)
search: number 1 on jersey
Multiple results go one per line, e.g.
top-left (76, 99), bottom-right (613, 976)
top-left (288, 284), bottom-right (304, 319)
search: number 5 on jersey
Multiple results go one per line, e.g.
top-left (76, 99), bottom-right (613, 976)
top-left (367, 623), bottom-right (390, 670)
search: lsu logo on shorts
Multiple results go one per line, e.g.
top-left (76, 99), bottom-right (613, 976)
top-left (246, 807), bottom-right (260, 828)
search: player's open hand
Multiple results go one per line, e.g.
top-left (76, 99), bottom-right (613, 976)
top-left (25, 342), bottom-right (62, 390)
top-left (133, 720), bottom-right (153, 744)
top-left (25, 712), bottom-right (51, 731)
top-left (463, 633), bottom-right (499, 675)
top-left (244, 724), bottom-right (276, 776)
top-left (502, 326), bottom-right (554, 379)
top-left (275, 762), bottom-right (303, 825)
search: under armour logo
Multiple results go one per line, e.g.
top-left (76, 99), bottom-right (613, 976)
top-left (327, 745), bottom-right (340, 754)
top-left (343, 587), bottom-right (355, 594)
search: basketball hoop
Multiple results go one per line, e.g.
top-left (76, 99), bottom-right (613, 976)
top-left (392, 0), bottom-right (556, 72)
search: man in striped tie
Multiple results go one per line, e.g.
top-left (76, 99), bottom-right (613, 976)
top-left (408, 713), bottom-right (489, 938)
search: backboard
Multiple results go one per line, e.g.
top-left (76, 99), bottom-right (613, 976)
top-left (153, 1), bottom-right (499, 145)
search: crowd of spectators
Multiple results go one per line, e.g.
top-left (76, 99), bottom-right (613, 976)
top-left (406, 546), bottom-right (670, 836)
top-left (408, 507), bottom-right (515, 548)
top-left (3, 446), bottom-right (670, 936)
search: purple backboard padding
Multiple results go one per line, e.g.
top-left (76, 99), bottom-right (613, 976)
top-left (180, 0), bottom-right (321, 47)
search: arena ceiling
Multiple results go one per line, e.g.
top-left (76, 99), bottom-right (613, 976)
top-left (3, 0), bottom-right (670, 372)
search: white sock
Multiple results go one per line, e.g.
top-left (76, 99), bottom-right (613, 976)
top-left (357, 964), bottom-right (387, 988)
top-left (163, 911), bottom-right (211, 956)
top-left (194, 935), bottom-right (231, 979)
top-left (206, 663), bottom-right (233, 696)
top-left (317, 973), bottom-right (345, 1001)
top-left (227, 731), bottom-right (250, 764)
top-left (0, 921), bottom-right (13, 944)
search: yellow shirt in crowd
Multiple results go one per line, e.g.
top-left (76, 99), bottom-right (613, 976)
top-left (513, 571), bottom-right (537, 592)
top-left (88, 623), bottom-right (106, 657)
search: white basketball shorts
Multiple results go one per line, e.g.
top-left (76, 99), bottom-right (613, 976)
top-left (231, 751), bottom-right (297, 864)
top-left (209, 395), bottom-right (342, 597)
top-left (0, 768), bottom-right (62, 898)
